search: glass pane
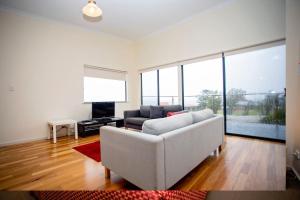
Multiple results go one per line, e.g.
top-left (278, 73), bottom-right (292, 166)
top-left (142, 70), bottom-right (158, 105)
top-left (84, 77), bottom-right (126, 102)
top-left (159, 66), bottom-right (179, 105)
top-left (225, 45), bottom-right (286, 140)
top-left (183, 58), bottom-right (223, 114)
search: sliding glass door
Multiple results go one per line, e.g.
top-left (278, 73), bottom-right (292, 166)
top-left (183, 58), bottom-right (223, 114)
top-left (225, 45), bottom-right (286, 140)
top-left (140, 42), bottom-right (286, 141)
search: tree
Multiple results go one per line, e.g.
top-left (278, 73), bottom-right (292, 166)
top-left (197, 90), bottom-right (222, 114)
top-left (226, 88), bottom-right (247, 115)
top-left (260, 93), bottom-right (286, 125)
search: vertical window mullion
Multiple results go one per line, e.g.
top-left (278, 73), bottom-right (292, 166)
top-left (157, 70), bottom-right (160, 106)
top-left (222, 52), bottom-right (227, 134)
top-left (140, 73), bottom-right (143, 105)
top-left (181, 65), bottom-right (185, 109)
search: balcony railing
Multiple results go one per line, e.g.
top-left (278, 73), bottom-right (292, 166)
top-left (143, 92), bottom-right (285, 125)
top-left (143, 92), bottom-right (285, 140)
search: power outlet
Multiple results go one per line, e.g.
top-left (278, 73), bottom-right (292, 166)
top-left (294, 150), bottom-right (300, 160)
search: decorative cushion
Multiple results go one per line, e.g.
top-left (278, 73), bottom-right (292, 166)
top-left (149, 106), bottom-right (164, 119)
top-left (191, 109), bottom-right (214, 123)
top-left (167, 112), bottom-right (176, 117)
top-left (140, 106), bottom-right (150, 118)
top-left (125, 117), bottom-right (149, 126)
top-left (142, 113), bottom-right (193, 135)
top-left (162, 105), bottom-right (183, 117)
top-left (167, 110), bottom-right (188, 117)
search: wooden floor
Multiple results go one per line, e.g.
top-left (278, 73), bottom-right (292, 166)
top-left (0, 135), bottom-right (286, 190)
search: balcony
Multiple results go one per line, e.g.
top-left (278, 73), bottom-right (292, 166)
top-left (143, 92), bottom-right (286, 141)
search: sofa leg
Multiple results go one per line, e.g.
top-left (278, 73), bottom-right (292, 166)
top-left (215, 148), bottom-right (219, 157)
top-left (105, 167), bottom-right (111, 179)
top-left (219, 145), bottom-right (222, 152)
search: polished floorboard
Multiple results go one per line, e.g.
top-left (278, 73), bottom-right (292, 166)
top-left (0, 135), bottom-right (286, 190)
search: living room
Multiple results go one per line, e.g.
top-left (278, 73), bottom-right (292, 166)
top-left (0, 0), bottom-right (300, 199)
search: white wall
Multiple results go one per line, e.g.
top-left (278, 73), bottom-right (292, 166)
top-left (136, 0), bottom-right (285, 69)
top-left (286, 0), bottom-right (300, 176)
top-left (0, 10), bottom-right (139, 145)
top-left (0, 0), bottom-right (288, 146)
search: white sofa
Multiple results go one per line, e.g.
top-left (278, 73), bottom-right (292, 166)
top-left (100, 110), bottom-right (224, 190)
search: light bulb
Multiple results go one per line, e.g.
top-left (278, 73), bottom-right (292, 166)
top-left (82, 0), bottom-right (102, 18)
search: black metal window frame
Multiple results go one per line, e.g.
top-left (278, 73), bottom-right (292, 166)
top-left (140, 41), bottom-right (286, 143)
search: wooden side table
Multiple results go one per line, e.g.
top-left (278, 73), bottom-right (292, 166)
top-left (48, 119), bottom-right (78, 143)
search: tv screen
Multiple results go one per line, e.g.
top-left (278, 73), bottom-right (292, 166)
top-left (92, 102), bottom-right (115, 119)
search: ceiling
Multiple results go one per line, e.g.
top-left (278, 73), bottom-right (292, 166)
top-left (0, 0), bottom-right (230, 40)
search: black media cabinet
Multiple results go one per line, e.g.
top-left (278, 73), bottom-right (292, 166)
top-left (78, 117), bottom-right (124, 137)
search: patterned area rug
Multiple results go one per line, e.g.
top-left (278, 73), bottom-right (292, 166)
top-left (37, 191), bottom-right (207, 200)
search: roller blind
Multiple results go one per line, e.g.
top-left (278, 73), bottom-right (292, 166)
top-left (83, 65), bottom-right (127, 102)
top-left (84, 65), bottom-right (127, 80)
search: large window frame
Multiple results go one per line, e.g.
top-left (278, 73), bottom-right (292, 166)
top-left (140, 40), bottom-right (286, 142)
top-left (141, 66), bottom-right (182, 106)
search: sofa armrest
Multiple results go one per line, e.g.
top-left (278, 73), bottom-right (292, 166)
top-left (124, 109), bottom-right (140, 119)
top-left (100, 126), bottom-right (165, 190)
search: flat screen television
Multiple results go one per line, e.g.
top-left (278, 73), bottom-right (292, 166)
top-left (92, 102), bottom-right (115, 119)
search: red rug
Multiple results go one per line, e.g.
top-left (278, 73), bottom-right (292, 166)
top-left (37, 191), bottom-right (207, 200)
top-left (73, 141), bottom-right (101, 162)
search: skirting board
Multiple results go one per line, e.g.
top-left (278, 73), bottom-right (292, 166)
top-left (287, 165), bottom-right (300, 181)
top-left (0, 130), bottom-right (76, 147)
top-left (0, 133), bottom-right (76, 147)
top-left (0, 136), bottom-right (48, 147)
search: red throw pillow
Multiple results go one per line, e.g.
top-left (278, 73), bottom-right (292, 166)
top-left (167, 112), bottom-right (175, 117)
top-left (167, 112), bottom-right (181, 117)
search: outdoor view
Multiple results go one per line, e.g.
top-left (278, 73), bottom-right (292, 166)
top-left (142, 70), bottom-right (158, 105)
top-left (141, 45), bottom-right (286, 140)
top-left (183, 58), bottom-right (223, 113)
top-left (159, 66), bottom-right (179, 105)
top-left (225, 45), bottom-right (286, 140)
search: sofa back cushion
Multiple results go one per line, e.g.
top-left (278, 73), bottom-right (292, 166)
top-left (162, 105), bottom-right (183, 117)
top-left (191, 109), bottom-right (214, 123)
top-left (140, 106), bottom-right (150, 118)
top-left (149, 106), bottom-right (164, 119)
top-left (142, 113), bottom-right (193, 135)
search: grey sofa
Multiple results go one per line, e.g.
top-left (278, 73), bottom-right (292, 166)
top-left (100, 110), bottom-right (224, 190)
top-left (124, 105), bottom-right (183, 130)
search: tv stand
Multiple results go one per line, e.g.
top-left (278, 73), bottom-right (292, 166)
top-left (78, 117), bottom-right (124, 137)
top-left (93, 117), bottom-right (112, 121)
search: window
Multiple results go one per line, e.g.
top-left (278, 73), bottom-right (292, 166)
top-left (141, 70), bottom-right (158, 105)
top-left (140, 41), bottom-right (286, 141)
top-left (84, 66), bottom-right (127, 102)
top-left (225, 45), bottom-right (286, 140)
top-left (159, 66), bottom-right (179, 105)
top-left (183, 58), bottom-right (223, 113)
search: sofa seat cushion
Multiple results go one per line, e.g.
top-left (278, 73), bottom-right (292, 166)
top-left (126, 117), bottom-right (149, 126)
top-left (191, 109), bottom-right (214, 123)
top-left (142, 113), bottom-right (193, 135)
